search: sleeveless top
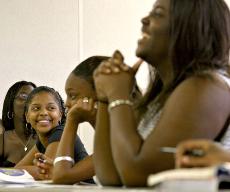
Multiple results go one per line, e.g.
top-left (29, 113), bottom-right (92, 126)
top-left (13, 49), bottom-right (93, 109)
top-left (137, 71), bottom-right (230, 149)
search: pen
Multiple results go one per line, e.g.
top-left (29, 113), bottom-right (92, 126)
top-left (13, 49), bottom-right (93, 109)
top-left (160, 147), bottom-right (205, 157)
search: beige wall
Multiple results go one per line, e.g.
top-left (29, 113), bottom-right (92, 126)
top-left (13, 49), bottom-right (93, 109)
top-left (0, 0), bottom-right (229, 154)
top-left (78, 0), bottom-right (153, 153)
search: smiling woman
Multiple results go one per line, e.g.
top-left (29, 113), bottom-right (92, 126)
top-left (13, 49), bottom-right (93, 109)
top-left (15, 86), bottom-right (90, 181)
top-left (93, 0), bottom-right (230, 187)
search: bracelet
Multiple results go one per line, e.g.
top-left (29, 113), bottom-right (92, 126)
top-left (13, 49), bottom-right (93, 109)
top-left (53, 156), bottom-right (75, 166)
top-left (108, 99), bottom-right (133, 112)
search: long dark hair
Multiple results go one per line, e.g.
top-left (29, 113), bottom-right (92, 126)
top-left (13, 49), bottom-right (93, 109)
top-left (145, 0), bottom-right (230, 108)
top-left (2, 81), bottom-right (36, 132)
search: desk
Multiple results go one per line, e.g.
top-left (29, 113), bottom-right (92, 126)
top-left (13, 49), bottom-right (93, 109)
top-left (0, 184), bottom-right (153, 192)
top-left (0, 184), bottom-right (230, 192)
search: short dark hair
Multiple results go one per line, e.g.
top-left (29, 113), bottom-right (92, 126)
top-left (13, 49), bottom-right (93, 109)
top-left (2, 81), bottom-right (36, 132)
top-left (24, 86), bottom-right (66, 125)
top-left (72, 56), bottom-right (110, 88)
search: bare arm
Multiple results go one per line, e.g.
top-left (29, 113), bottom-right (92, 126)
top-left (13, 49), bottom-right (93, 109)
top-left (52, 98), bottom-right (96, 184)
top-left (93, 102), bottom-right (122, 186)
top-left (52, 118), bottom-right (94, 184)
top-left (16, 142), bottom-right (59, 180)
top-left (109, 76), bottom-right (230, 186)
top-left (15, 145), bottom-right (40, 179)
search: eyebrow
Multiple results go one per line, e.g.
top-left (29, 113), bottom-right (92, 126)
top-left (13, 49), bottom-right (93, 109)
top-left (30, 102), bottom-right (57, 106)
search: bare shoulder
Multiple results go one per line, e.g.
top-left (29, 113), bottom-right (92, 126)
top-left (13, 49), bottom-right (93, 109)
top-left (169, 74), bottom-right (230, 109)
top-left (157, 74), bottom-right (230, 138)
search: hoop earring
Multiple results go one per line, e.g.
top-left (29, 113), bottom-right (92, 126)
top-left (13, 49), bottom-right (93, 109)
top-left (7, 111), bottom-right (14, 119)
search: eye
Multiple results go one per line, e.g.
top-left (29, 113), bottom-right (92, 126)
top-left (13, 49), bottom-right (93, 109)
top-left (31, 106), bottom-right (39, 111)
top-left (15, 93), bottom-right (29, 100)
top-left (150, 8), bottom-right (164, 18)
top-left (70, 95), bottom-right (76, 100)
top-left (48, 105), bottom-right (57, 111)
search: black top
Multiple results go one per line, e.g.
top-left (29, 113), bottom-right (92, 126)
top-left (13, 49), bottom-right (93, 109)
top-left (36, 125), bottom-right (94, 184)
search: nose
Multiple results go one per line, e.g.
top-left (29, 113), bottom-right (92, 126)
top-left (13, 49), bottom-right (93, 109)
top-left (141, 15), bottom-right (150, 25)
top-left (39, 108), bottom-right (48, 116)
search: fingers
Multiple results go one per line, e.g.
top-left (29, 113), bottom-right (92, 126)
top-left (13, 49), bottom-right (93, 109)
top-left (112, 50), bottom-right (124, 66)
top-left (176, 155), bottom-right (210, 168)
top-left (81, 97), bottom-right (96, 110)
top-left (175, 139), bottom-right (216, 168)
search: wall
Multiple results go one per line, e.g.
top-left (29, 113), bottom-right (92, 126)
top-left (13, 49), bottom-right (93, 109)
top-left (0, 0), bottom-right (229, 154)
top-left (78, 0), bottom-right (153, 154)
top-left (0, 0), bottom-right (78, 102)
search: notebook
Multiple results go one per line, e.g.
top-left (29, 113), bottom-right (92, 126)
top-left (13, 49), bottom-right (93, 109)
top-left (0, 168), bottom-right (35, 184)
top-left (147, 163), bottom-right (230, 192)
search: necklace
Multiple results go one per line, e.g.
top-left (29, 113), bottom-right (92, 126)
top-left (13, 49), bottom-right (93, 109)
top-left (16, 133), bottom-right (32, 152)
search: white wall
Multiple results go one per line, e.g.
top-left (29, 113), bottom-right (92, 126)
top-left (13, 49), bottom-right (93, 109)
top-left (0, 0), bottom-right (229, 154)
top-left (0, 0), bottom-right (154, 154)
top-left (78, 0), bottom-right (153, 154)
top-left (0, 0), bottom-right (78, 102)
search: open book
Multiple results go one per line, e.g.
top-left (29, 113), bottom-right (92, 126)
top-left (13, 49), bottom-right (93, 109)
top-left (147, 163), bottom-right (230, 191)
top-left (0, 168), bottom-right (35, 184)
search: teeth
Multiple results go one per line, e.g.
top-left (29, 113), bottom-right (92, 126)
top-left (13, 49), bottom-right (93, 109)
top-left (38, 120), bottom-right (49, 123)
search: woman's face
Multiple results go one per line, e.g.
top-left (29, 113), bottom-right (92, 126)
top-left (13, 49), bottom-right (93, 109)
top-left (65, 73), bottom-right (96, 111)
top-left (13, 85), bottom-right (34, 119)
top-left (25, 91), bottom-right (62, 136)
top-left (136, 0), bottom-right (170, 64)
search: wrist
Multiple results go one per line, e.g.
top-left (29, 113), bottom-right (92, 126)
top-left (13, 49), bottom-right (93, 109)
top-left (108, 92), bottom-right (130, 103)
top-left (65, 116), bottom-right (80, 130)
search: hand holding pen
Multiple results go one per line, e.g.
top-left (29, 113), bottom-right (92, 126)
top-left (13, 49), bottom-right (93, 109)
top-left (164, 140), bottom-right (230, 168)
top-left (34, 153), bottom-right (54, 180)
top-left (161, 146), bottom-right (205, 157)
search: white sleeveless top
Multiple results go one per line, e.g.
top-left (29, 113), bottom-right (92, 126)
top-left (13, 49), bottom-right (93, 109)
top-left (137, 71), bottom-right (230, 150)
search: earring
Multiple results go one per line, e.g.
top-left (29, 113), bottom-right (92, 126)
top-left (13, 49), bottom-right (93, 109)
top-left (25, 123), bottom-right (31, 129)
top-left (7, 111), bottom-right (14, 119)
top-left (58, 120), bottom-right (62, 126)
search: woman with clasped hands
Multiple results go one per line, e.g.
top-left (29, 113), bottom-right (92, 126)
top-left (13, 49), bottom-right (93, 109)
top-left (93, 0), bottom-right (230, 187)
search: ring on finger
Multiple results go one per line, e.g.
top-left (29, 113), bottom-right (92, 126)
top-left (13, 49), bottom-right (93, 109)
top-left (82, 97), bottom-right (89, 103)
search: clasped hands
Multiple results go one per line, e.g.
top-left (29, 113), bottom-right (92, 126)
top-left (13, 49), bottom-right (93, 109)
top-left (93, 50), bottom-right (142, 102)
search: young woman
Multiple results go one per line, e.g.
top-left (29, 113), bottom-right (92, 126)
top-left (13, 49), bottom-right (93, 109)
top-left (15, 86), bottom-right (91, 182)
top-left (35, 56), bottom-right (109, 184)
top-left (0, 81), bottom-right (36, 167)
top-left (93, 0), bottom-right (230, 187)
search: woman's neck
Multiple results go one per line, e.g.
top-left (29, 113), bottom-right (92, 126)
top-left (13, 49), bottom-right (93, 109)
top-left (154, 58), bottom-right (174, 88)
top-left (13, 117), bottom-right (26, 142)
